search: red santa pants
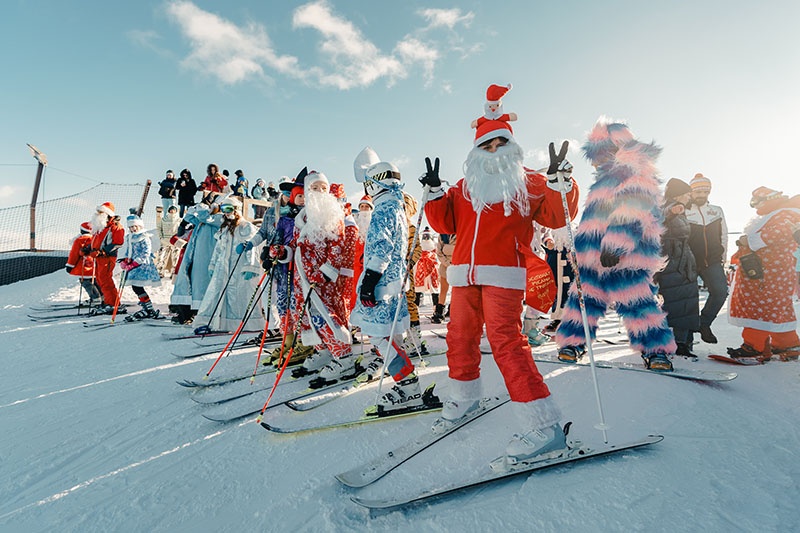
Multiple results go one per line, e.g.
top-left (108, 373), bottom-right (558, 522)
top-left (94, 256), bottom-right (119, 306)
top-left (742, 327), bottom-right (800, 352)
top-left (446, 285), bottom-right (550, 402)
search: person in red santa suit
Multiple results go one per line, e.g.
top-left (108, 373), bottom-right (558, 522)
top-left (65, 221), bottom-right (103, 306)
top-left (422, 86), bottom-right (579, 467)
top-left (329, 183), bottom-right (358, 321)
top-left (351, 195), bottom-right (374, 313)
top-left (271, 171), bottom-right (356, 386)
top-left (727, 187), bottom-right (800, 361)
top-left (88, 202), bottom-right (126, 315)
top-left (414, 227), bottom-right (440, 307)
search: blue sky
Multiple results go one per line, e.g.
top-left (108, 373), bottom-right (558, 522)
top-left (1, 0), bottom-right (798, 235)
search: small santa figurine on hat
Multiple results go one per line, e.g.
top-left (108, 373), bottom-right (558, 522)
top-left (470, 83), bottom-right (518, 130)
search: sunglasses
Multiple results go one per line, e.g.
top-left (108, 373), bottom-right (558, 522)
top-left (220, 204), bottom-right (236, 213)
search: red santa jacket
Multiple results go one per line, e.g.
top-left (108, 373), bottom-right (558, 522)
top-left (91, 218), bottom-right (125, 257)
top-left (66, 234), bottom-right (96, 277)
top-left (425, 169), bottom-right (579, 290)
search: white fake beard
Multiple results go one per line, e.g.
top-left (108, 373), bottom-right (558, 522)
top-left (463, 140), bottom-right (529, 217)
top-left (421, 239), bottom-right (435, 252)
top-left (301, 189), bottom-right (344, 246)
top-left (91, 212), bottom-right (108, 232)
top-left (355, 210), bottom-right (372, 239)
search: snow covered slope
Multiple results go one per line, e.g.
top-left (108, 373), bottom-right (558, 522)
top-left (1, 272), bottom-right (798, 531)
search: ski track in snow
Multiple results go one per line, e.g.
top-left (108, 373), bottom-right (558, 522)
top-left (1, 273), bottom-right (799, 531)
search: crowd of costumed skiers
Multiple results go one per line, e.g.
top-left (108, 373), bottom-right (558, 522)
top-left (62, 84), bottom-right (800, 464)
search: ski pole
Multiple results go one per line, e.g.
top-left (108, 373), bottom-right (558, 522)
top-left (553, 144), bottom-right (609, 443)
top-left (256, 283), bottom-right (314, 422)
top-left (252, 264), bottom-right (278, 381)
top-left (374, 184), bottom-right (431, 406)
top-left (111, 268), bottom-right (128, 324)
top-left (194, 251), bottom-right (244, 336)
top-left (77, 276), bottom-right (84, 316)
top-left (203, 268), bottom-right (271, 379)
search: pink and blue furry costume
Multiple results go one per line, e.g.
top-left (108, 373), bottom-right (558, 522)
top-left (555, 118), bottom-right (676, 356)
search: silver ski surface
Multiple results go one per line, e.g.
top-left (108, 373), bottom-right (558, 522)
top-left (178, 365), bottom-right (278, 388)
top-left (262, 402), bottom-right (442, 434)
top-left (533, 355), bottom-right (737, 382)
top-left (335, 395), bottom-right (511, 488)
top-left (201, 375), bottom-right (359, 421)
top-left (351, 434), bottom-right (664, 510)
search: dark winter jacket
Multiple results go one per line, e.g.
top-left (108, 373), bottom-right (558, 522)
top-left (685, 202), bottom-right (727, 268)
top-left (655, 202), bottom-right (700, 332)
top-left (176, 177), bottom-right (198, 206)
top-left (158, 177), bottom-right (177, 199)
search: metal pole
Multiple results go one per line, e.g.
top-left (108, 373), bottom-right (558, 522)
top-left (26, 144), bottom-right (47, 251)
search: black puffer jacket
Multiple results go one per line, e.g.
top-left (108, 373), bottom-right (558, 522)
top-left (655, 202), bottom-right (700, 332)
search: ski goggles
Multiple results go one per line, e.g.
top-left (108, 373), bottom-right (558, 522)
top-left (219, 204), bottom-right (237, 213)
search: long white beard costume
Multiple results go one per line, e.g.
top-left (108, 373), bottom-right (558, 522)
top-left (91, 212), bottom-right (109, 232)
top-left (462, 139), bottom-right (528, 217)
top-left (300, 189), bottom-right (345, 246)
top-left (354, 210), bottom-right (372, 240)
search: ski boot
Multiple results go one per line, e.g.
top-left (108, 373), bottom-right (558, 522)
top-left (492, 423), bottom-right (568, 472)
top-left (292, 349), bottom-right (332, 378)
top-left (309, 354), bottom-right (359, 388)
top-left (772, 345), bottom-right (800, 362)
top-left (727, 344), bottom-right (771, 363)
top-left (523, 317), bottom-right (549, 346)
top-left (675, 343), bottom-right (698, 360)
top-left (699, 324), bottom-right (718, 344)
top-left (89, 304), bottom-right (127, 316)
top-left (642, 353), bottom-right (674, 371)
top-left (557, 345), bottom-right (585, 363)
top-left (430, 303), bottom-right (445, 324)
top-left (355, 356), bottom-right (384, 384)
top-left (273, 343), bottom-right (314, 369)
top-left (367, 374), bottom-right (440, 417)
top-left (542, 320), bottom-right (561, 335)
top-left (431, 397), bottom-right (482, 434)
top-left (404, 323), bottom-right (429, 356)
top-left (127, 300), bottom-right (158, 321)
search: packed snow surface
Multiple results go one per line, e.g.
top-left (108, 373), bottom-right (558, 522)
top-left (1, 273), bottom-right (799, 532)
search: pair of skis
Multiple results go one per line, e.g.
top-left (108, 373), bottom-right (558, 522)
top-left (328, 393), bottom-right (662, 510)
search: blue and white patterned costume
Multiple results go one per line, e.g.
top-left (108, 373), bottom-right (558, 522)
top-left (351, 187), bottom-right (410, 337)
top-left (118, 231), bottom-right (161, 286)
top-left (170, 205), bottom-right (223, 310)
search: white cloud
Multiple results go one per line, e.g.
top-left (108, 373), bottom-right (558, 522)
top-left (417, 8), bottom-right (474, 29)
top-left (0, 185), bottom-right (18, 200)
top-left (166, 0), bottom-right (300, 84)
top-left (163, 1), bottom-right (477, 90)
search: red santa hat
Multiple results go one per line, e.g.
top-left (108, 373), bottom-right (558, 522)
top-left (80, 221), bottom-right (92, 234)
top-left (486, 83), bottom-right (512, 103)
top-left (750, 186), bottom-right (786, 208)
top-left (358, 195), bottom-right (374, 209)
top-left (474, 119), bottom-right (514, 147)
top-left (96, 201), bottom-right (115, 216)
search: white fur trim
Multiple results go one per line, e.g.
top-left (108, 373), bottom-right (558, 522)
top-left (320, 263), bottom-right (339, 282)
top-left (545, 175), bottom-right (574, 193)
top-left (340, 267), bottom-right (354, 277)
top-left (474, 130), bottom-right (515, 147)
top-left (447, 264), bottom-right (525, 290)
top-left (448, 377), bottom-right (482, 402)
top-left (511, 395), bottom-right (562, 430)
top-left (428, 187), bottom-right (445, 200)
top-left (728, 315), bottom-right (798, 333)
